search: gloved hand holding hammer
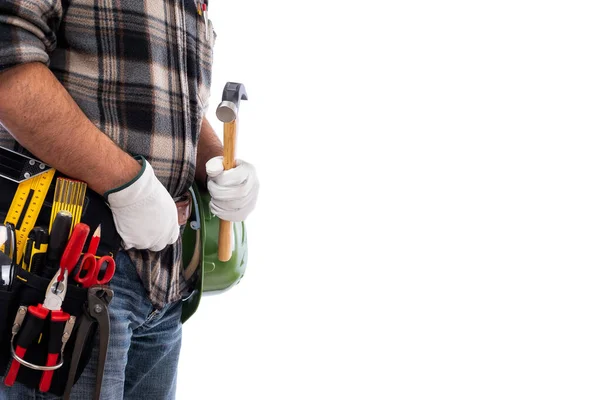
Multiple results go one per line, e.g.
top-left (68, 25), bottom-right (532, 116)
top-left (206, 157), bottom-right (259, 222)
top-left (204, 83), bottom-right (260, 262)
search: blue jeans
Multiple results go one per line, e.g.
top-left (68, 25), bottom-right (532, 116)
top-left (0, 251), bottom-right (183, 399)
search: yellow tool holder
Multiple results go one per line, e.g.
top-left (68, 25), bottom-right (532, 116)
top-left (2, 169), bottom-right (56, 262)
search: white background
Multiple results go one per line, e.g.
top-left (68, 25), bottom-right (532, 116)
top-left (178, 1), bottom-right (600, 399)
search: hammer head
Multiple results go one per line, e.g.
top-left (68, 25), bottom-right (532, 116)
top-left (216, 82), bottom-right (248, 123)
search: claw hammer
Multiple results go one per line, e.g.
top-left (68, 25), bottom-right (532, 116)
top-left (216, 82), bottom-right (248, 262)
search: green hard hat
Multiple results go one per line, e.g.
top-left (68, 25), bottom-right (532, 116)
top-left (180, 182), bottom-right (249, 323)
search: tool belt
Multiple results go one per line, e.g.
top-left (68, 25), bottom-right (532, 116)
top-left (0, 175), bottom-right (121, 258)
top-left (0, 269), bottom-right (112, 398)
top-left (0, 162), bottom-right (191, 244)
top-left (0, 147), bottom-right (115, 397)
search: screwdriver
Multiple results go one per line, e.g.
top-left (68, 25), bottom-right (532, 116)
top-left (59, 223), bottom-right (90, 277)
top-left (41, 211), bottom-right (73, 279)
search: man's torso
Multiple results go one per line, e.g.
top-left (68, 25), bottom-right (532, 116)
top-left (0, 0), bottom-right (216, 198)
top-left (0, 0), bottom-right (216, 307)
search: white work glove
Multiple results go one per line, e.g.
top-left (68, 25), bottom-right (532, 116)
top-left (106, 157), bottom-right (180, 251)
top-left (206, 156), bottom-right (259, 222)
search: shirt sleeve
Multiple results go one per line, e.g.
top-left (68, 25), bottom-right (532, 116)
top-left (0, 1), bottom-right (63, 72)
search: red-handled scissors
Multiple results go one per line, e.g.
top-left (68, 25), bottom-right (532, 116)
top-left (74, 253), bottom-right (115, 288)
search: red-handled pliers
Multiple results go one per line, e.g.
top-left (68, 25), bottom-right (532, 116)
top-left (4, 268), bottom-right (70, 389)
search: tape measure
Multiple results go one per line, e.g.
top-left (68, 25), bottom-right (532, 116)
top-left (2, 169), bottom-right (56, 262)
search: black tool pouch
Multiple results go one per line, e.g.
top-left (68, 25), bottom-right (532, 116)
top-left (0, 170), bottom-right (121, 259)
top-left (0, 269), bottom-right (108, 396)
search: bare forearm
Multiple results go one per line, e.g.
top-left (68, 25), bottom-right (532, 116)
top-left (0, 63), bottom-right (140, 194)
top-left (195, 117), bottom-right (223, 187)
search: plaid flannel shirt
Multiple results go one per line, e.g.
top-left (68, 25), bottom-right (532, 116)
top-left (0, 0), bottom-right (215, 308)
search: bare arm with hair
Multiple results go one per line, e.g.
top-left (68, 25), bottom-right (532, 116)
top-left (0, 62), bottom-right (141, 194)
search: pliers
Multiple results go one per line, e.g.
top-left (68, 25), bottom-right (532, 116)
top-left (63, 286), bottom-right (113, 400)
top-left (4, 268), bottom-right (74, 392)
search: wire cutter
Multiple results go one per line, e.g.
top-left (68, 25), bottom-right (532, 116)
top-left (4, 268), bottom-right (73, 390)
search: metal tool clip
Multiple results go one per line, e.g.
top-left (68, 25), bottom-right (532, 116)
top-left (11, 307), bottom-right (27, 336)
top-left (61, 316), bottom-right (77, 353)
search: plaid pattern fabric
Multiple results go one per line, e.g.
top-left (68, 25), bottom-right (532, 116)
top-left (0, 0), bottom-right (215, 308)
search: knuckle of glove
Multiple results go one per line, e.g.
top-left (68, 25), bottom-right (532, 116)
top-left (208, 174), bottom-right (259, 222)
top-left (214, 168), bottom-right (248, 187)
top-left (209, 196), bottom-right (257, 222)
top-left (208, 169), bottom-right (257, 200)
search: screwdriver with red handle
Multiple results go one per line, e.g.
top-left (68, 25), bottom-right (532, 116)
top-left (59, 223), bottom-right (90, 278)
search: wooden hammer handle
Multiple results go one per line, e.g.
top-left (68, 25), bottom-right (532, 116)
top-left (218, 120), bottom-right (237, 262)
